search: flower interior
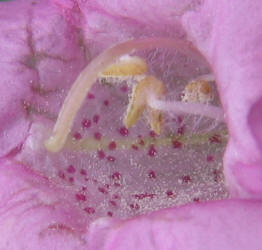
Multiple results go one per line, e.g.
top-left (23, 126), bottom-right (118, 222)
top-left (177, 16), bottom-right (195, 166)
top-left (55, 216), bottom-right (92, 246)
top-left (17, 37), bottom-right (229, 224)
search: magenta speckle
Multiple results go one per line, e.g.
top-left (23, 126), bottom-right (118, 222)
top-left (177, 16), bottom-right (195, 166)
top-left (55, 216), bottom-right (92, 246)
top-left (182, 175), bottom-right (192, 183)
top-left (193, 198), bottom-right (200, 202)
top-left (119, 127), bottom-right (129, 136)
top-left (94, 132), bottom-right (102, 140)
top-left (149, 130), bottom-right (157, 138)
top-left (148, 145), bottom-right (157, 157)
top-left (68, 177), bottom-right (74, 183)
top-left (109, 200), bottom-right (117, 207)
top-left (130, 203), bottom-right (140, 210)
top-left (173, 140), bottom-right (182, 149)
top-left (177, 116), bottom-right (183, 124)
top-left (75, 193), bottom-right (86, 201)
top-left (138, 137), bottom-right (145, 146)
top-left (209, 134), bottom-right (221, 144)
top-left (73, 132), bottom-right (82, 140)
top-left (67, 165), bottom-right (76, 174)
top-left (120, 85), bottom-right (128, 92)
top-left (84, 207), bottom-right (95, 214)
top-left (133, 193), bottom-right (155, 200)
top-left (111, 172), bottom-right (121, 181)
top-left (98, 187), bottom-right (108, 194)
top-left (177, 126), bottom-right (185, 135)
top-left (82, 119), bottom-right (91, 129)
top-left (80, 169), bottom-right (87, 176)
top-left (166, 190), bottom-right (174, 197)
top-left (104, 100), bottom-right (109, 106)
top-left (113, 194), bottom-right (120, 199)
top-left (93, 114), bottom-right (100, 124)
top-left (213, 169), bottom-right (221, 182)
top-left (148, 170), bottom-right (156, 179)
top-left (87, 93), bottom-right (95, 99)
top-left (108, 141), bottom-right (117, 150)
top-left (107, 156), bottom-right (116, 162)
top-left (207, 155), bottom-right (214, 162)
top-left (107, 211), bottom-right (113, 217)
top-left (97, 150), bottom-right (105, 159)
top-left (58, 171), bottom-right (65, 179)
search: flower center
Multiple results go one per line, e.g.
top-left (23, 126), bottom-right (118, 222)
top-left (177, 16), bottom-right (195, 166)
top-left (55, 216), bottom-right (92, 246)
top-left (44, 38), bottom-right (224, 153)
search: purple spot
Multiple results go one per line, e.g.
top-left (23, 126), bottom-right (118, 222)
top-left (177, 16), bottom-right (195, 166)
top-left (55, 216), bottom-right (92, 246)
top-left (130, 203), bottom-right (140, 210)
top-left (177, 126), bottom-right (185, 135)
top-left (113, 194), bottom-right (120, 199)
top-left (148, 170), bottom-right (156, 179)
top-left (207, 155), bottom-right (214, 162)
top-left (97, 150), bottom-right (105, 159)
top-left (94, 132), bottom-right (102, 140)
top-left (209, 134), bottom-right (221, 144)
top-left (173, 140), bottom-right (182, 149)
top-left (73, 132), bottom-right (82, 140)
top-left (107, 156), bottom-right (116, 162)
top-left (213, 169), bottom-right (221, 182)
top-left (109, 200), bottom-right (117, 207)
top-left (181, 175), bottom-right (192, 183)
top-left (93, 114), bottom-right (100, 124)
top-left (107, 211), bottom-right (113, 217)
top-left (111, 172), bottom-right (121, 181)
top-left (119, 127), bottom-right (129, 136)
top-left (67, 165), bottom-right (76, 174)
top-left (166, 190), bottom-right (174, 197)
top-left (82, 119), bottom-right (91, 129)
top-left (104, 100), bottom-right (109, 106)
top-left (148, 145), bottom-right (157, 157)
top-left (108, 141), bottom-right (117, 150)
top-left (80, 169), bottom-right (87, 175)
top-left (133, 193), bottom-right (155, 200)
top-left (98, 187), bottom-right (108, 194)
top-left (149, 130), bottom-right (157, 138)
top-left (58, 171), bottom-right (65, 179)
top-left (120, 85), bottom-right (128, 92)
top-left (87, 93), bottom-right (95, 99)
top-left (75, 193), bottom-right (86, 201)
top-left (84, 207), bottom-right (95, 214)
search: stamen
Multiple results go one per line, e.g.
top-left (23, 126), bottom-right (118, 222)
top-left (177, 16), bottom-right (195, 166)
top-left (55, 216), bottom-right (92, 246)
top-left (148, 97), bottom-right (224, 122)
top-left (181, 80), bottom-right (213, 104)
top-left (194, 73), bottom-right (215, 82)
top-left (124, 76), bottom-right (165, 134)
top-left (100, 55), bottom-right (148, 78)
top-left (45, 38), bottom-right (204, 152)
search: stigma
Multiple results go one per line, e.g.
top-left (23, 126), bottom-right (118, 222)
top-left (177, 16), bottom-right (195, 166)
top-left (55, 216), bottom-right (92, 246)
top-left (181, 80), bottom-right (213, 104)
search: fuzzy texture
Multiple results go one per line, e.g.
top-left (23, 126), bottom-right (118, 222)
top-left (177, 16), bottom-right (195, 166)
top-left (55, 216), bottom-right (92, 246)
top-left (0, 0), bottom-right (261, 249)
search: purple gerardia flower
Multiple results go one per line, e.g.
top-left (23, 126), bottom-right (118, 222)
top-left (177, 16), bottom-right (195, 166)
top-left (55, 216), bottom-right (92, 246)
top-left (0, 0), bottom-right (262, 249)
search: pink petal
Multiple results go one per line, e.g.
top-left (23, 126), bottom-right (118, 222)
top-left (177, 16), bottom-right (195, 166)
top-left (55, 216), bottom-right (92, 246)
top-left (87, 199), bottom-right (262, 250)
top-left (183, 0), bottom-right (262, 198)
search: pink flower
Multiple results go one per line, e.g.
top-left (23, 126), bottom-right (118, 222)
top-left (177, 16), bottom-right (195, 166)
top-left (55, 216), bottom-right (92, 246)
top-left (0, 0), bottom-right (262, 249)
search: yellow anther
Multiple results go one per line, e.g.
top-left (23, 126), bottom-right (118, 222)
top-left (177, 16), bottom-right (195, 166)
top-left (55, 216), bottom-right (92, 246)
top-left (148, 108), bottom-right (163, 135)
top-left (100, 55), bottom-right (148, 78)
top-left (124, 75), bottom-right (165, 134)
top-left (181, 80), bottom-right (213, 104)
